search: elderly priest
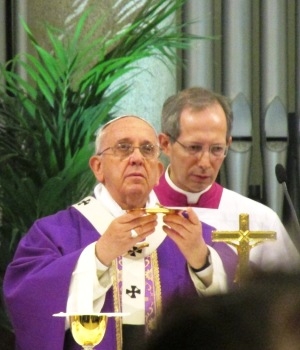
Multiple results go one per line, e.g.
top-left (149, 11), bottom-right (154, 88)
top-left (4, 115), bottom-right (238, 350)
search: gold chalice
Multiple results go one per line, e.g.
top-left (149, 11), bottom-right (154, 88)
top-left (53, 312), bottom-right (127, 350)
top-left (69, 314), bottom-right (107, 350)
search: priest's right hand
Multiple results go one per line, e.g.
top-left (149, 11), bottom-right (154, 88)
top-left (95, 210), bottom-right (157, 266)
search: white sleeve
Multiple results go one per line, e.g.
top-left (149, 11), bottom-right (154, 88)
top-left (250, 215), bottom-right (300, 271)
top-left (66, 242), bottom-right (113, 317)
top-left (189, 246), bottom-right (228, 295)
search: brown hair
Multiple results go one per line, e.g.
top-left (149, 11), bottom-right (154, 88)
top-left (161, 87), bottom-right (233, 142)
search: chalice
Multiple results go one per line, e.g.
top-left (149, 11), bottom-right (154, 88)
top-left (69, 314), bottom-right (107, 350)
top-left (53, 312), bottom-right (126, 350)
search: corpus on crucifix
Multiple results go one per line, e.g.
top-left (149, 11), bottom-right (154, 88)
top-left (212, 213), bottom-right (276, 286)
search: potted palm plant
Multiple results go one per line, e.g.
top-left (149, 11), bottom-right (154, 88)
top-left (0, 0), bottom-right (207, 346)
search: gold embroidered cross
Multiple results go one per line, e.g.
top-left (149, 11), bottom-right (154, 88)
top-left (212, 213), bottom-right (276, 286)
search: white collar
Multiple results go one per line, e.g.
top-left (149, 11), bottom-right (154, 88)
top-left (165, 165), bottom-right (212, 204)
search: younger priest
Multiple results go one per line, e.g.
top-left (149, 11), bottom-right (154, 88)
top-left (154, 87), bottom-right (300, 275)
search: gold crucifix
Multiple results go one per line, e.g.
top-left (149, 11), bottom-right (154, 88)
top-left (212, 213), bottom-right (276, 286)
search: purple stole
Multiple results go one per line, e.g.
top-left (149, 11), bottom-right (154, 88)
top-left (154, 172), bottom-right (238, 287)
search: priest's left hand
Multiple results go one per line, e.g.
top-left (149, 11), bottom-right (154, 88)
top-left (162, 207), bottom-right (209, 270)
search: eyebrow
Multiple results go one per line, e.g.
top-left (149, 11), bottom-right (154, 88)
top-left (179, 140), bottom-right (226, 145)
top-left (115, 138), bottom-right (156, 145)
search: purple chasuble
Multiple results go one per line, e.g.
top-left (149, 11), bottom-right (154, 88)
top-left (3, 204), bottom-right (215, 350)
top-left (154, 172), bottom-right (238, 286)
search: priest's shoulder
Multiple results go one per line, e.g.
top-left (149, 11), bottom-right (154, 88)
top-left (222, 188), bottom-right (277, 215)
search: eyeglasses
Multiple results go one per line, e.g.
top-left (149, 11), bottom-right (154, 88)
top-left (98, 142), bottom-right (160, 159)
top-left (170, 137), bottom-right (228, 159)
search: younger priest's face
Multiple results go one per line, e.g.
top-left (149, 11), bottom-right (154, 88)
top-left (159, 103), bottom-right (231, 193)
top-left (89, 117), bottom-right (163, 210)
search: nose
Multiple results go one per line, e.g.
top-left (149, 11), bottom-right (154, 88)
top-left (195, 148), bottom-right (211, 168)
top-left (128, 147), bottom-right (144, 165)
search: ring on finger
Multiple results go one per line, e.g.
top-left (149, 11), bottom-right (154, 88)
top-left (130, 229), bottom-right (138, 238)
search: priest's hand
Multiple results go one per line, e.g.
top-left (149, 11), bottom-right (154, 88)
top-left (95, 210), bottom-right (157, 266)
top-left (162, 207), bottom-right (209, 270)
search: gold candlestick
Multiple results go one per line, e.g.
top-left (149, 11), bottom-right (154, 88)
top-left (212, 213), bottom-right (276, 286)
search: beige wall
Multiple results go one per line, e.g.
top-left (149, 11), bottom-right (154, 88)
top-left (24, 0), bottom-right (177, 131)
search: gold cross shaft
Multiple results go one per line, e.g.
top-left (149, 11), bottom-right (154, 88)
top-left (212, 213), bottom-right (276, 286)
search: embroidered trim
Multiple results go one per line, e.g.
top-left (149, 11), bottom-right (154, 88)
top-left (145, 250), bottom-right (162, 334)
top-left (112, 259), bottom-right (122, 350)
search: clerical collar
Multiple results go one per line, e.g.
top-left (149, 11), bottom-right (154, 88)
top-left (93, 183), bottom-right (158, 217)
top-left (165, 165), bottom-right (212, 204)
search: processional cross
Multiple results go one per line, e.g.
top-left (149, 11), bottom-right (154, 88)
top-left (212, 213), bottom-right (276, 286)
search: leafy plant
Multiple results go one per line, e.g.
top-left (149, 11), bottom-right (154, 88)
top-left (0, 0), bottom-right (207, 338)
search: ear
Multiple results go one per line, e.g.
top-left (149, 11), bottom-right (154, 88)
top-left (158, 133), bottom-right (171, 156)
top-left (158, 161), bottom-right (164, 177)
top-left (155, 160), bottom-right (165, 185)
top-left (227, 136), bottom-right (232, 148)
top-left (89, 155), bottom-right (104, 183)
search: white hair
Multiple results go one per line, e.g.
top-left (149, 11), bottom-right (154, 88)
top-left (94, 114), bottom-right (158, 154)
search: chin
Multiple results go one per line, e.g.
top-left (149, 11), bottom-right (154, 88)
top-left (127, 189), bottom-right (148, 204)
top-left (188, 183), bottom-right (208, 193)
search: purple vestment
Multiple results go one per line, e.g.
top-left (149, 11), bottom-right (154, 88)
top-left (3, 204), bottom-right (215, 350)
top-left (154, 172), bottom-right (238, 286)
top-left (154, 172), bottom-right (224, 208)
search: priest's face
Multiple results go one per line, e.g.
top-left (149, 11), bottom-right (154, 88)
top-left (159, 103), bottom-right (231, 193)
top-left (89, 117), bottom-right (163, 209)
